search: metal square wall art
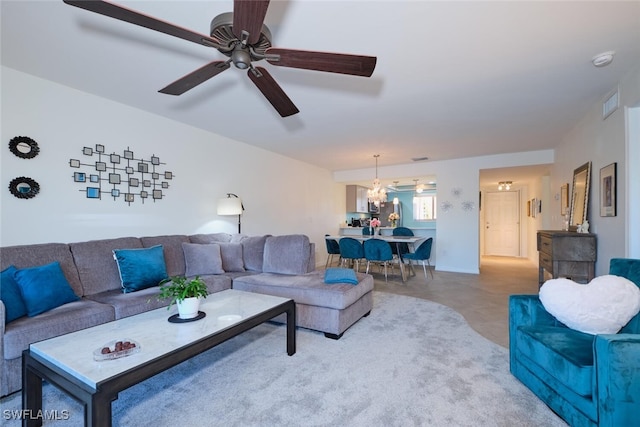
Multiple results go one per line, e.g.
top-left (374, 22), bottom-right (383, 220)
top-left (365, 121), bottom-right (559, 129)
top-left (70, 145), bottom-right (174, 205)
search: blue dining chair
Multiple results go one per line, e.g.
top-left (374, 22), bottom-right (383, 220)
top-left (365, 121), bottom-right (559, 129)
top-left (324, 235), bottom-right (341, 268)
top-left (363, 238), bottom-right (394, 282)
top-left (403, 238), bottom-right (434, 280)
top-left (339, 237), bottom-right (365, 272)
top-left (392, 226), bottom-right (413, 257)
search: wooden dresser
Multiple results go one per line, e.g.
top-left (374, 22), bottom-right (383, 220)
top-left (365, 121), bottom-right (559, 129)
top-left (537, 230), bottom-right (597, 286)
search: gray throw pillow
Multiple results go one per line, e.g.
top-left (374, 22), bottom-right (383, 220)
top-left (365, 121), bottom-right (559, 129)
top-left (182, 243), bottom-right (225, 276)
top-left (188, 233), bottom-right (232, 244)
top-left (242, 235), bottom-right (270, 272)
top-left (262, 235), bottom-right (310, 275)
top-left (218, 242), bottom-right (245, 272)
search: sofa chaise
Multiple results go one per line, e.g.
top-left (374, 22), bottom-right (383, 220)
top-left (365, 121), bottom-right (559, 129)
top-left (509, 258), bottom-right (640, 426)
top-left (1, 233), bottom-right (374, 397)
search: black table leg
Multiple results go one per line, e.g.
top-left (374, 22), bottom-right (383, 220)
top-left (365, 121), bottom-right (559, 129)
top-left (22, 351), bottom-right (43, 427)
top-left (86, 393), bottom-right (113, 427)
top-left (286, 301), bottom-right (296, 356)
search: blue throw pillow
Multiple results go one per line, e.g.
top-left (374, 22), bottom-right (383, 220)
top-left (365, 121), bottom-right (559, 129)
top-left (14, 262), bottom-right (80, 317)
top-left (1, 265), bottom-right (29, 323)
top-left (113, 245), bottom-right (169, 293)
top-left (324, 268), bottom-right (359, 285)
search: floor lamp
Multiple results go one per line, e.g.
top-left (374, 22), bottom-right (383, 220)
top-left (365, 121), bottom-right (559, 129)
top-left (217, 193), bottom-right (244, 233)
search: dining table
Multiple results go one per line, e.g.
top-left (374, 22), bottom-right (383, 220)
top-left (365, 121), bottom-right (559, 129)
top-left (324, 235), bottom-right (424, 282)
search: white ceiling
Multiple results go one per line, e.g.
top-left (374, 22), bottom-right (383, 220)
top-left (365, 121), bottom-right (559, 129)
top-left (2, 1), bottom-right (640, 186)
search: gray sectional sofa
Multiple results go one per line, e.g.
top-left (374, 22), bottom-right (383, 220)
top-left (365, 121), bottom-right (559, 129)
top-left (0, 232), bottom-right (374, 397)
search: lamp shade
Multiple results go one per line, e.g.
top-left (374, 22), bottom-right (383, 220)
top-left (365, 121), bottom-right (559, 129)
top-left (217, 197), bottom-right (243, 215)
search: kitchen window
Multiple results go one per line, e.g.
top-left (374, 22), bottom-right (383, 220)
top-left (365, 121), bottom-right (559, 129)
top-left (413, 195), bottom-right (437, 221)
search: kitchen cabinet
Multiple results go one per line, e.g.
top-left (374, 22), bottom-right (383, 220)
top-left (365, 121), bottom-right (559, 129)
top-left (346, 185), bottom-right (370, 213)
top-left (537, 230), bottom-right (596, 286)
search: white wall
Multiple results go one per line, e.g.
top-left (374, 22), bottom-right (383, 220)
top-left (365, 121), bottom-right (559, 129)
top-left (551, 64), bottom-right (640, 274)
top-left (335, 150), bottom-right (554, 274)
top-left (526, 176), bottom-right (546, 263)
top-left (6, 64), bottom-right (635, 275)
top-left (1, 67), bottom-right (345, 264)
top-left (628, 105), bottom-right (640, 257)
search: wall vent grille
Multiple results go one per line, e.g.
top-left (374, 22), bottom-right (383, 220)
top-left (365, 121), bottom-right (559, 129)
top-left (603, 88), bottom-right (619, 120)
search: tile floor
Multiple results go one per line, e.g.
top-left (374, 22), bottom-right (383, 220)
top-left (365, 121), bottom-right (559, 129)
top-left (367, 255), bottom-right (540, 348)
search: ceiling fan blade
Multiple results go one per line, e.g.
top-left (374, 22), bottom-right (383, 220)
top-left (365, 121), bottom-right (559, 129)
top-left (232, 0), bottom-right (270, 45)
top-left (266, 48), bottom-right (377, 77)
top-left (63, 0), bottom-right (222, 48)
top-left (247, 67), bottom-right (299, 117)
top-left (159, 61), bottom-right (230, 95)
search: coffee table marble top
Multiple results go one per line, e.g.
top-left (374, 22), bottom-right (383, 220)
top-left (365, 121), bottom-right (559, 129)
top-left (29, 289), bottom-right (290, 389)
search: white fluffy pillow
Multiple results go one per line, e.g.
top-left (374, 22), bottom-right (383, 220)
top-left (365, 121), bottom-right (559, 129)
top-left (539, 275), bottom-right (640, 335)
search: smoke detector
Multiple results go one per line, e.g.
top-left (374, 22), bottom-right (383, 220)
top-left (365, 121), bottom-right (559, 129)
top-left (592, 51), bottom-right (615, 68)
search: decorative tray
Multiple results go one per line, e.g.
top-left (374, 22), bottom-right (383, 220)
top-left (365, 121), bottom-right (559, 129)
top-left (93, 339), bottom-right (141, 361)
top-left (168, 311), bottom-right (206, 323)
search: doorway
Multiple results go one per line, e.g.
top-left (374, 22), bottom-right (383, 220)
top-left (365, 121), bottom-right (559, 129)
top-left (484, 190), bottom-right (520, 257)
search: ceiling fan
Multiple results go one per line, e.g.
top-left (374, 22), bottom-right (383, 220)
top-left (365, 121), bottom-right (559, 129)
top-left (63, 0), bottom-right (377, 117)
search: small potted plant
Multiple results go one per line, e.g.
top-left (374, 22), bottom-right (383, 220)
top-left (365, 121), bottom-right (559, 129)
top-left (158, 276), bottom-right (208, 319)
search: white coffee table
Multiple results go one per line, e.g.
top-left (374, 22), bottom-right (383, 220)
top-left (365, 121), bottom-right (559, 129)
top-left (22, 289), bottom-right (295, 427)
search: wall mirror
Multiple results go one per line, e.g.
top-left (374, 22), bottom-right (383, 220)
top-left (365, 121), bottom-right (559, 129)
top-left (9, 136), bottom-right (40, 159)
top-left (569, 161), bottom-right (591, 231)
top-left (9, 176), bottom-right (40, 199)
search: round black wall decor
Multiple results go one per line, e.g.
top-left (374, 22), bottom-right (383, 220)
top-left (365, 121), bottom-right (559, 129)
top-left (9, 136), bottom-right (40, 159)
top-left (9, 176), bottom-right (40, 199)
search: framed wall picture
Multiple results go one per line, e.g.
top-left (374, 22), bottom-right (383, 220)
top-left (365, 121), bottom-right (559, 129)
top-left (560, 183), bottom-right (569, 215)
top-left (600, 162), bottom-right (617, 217)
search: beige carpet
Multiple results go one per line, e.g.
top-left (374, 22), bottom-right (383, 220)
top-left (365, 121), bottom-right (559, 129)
top-left (1, 291), bottom-right (565, 426)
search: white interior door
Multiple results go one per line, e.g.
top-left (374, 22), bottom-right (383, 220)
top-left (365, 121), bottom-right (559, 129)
top-left (485, 191), bottom-right (520, 256)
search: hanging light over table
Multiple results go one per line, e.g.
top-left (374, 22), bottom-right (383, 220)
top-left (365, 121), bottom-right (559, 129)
top-left (367, 154), bottom-right (387, 206)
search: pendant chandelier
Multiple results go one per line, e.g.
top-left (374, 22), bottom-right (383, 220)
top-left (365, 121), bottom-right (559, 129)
top-left (367, 154), bottom-right (387, 206)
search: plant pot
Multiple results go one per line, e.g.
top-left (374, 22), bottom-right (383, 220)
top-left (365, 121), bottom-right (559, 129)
top-left (177, 297), bottom-right (201, 320)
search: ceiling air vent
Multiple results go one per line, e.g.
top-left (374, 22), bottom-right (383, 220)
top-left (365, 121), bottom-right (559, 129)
top-left (603, 88), bottom-right (619, 120)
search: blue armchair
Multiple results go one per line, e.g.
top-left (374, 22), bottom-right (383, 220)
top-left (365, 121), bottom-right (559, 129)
top-left (509, 258), bottom-right (640, 426)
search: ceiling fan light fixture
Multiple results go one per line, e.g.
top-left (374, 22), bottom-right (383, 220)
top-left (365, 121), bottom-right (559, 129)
top-left (232, 47), bottom-right (252, 69)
